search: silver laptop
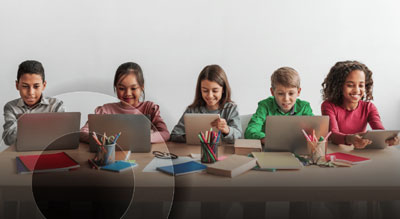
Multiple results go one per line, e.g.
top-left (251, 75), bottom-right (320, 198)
top-left (184, 113), bottom-right (220, 145)
top-left (16, 112), bottom-right (81, 152)
top-left (265, 116), bottom-right (329, 154)
top-left (88, 114), bottom-right (151, 153)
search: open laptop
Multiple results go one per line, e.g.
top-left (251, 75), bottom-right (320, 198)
top-left (265, 116), bottom-right (329, 154)
top-left (184, 113), bottom-right (220, 145)
top-left (16, 112), bottom-right (81, 152)
top-left (88, 114), bottom-right (151, 153)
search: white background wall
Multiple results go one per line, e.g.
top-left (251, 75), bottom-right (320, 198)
top-left (1, 0), bottom-right (400, 132)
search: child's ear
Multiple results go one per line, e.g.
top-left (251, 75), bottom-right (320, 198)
top-left (15, 80), bottom-right (19, 90)
top-left (42, 81), bottom-right (47, 90)
top-left (270, 87), bottom-right (275, 96)
top-left (297, 87), bottom-right (301, 95)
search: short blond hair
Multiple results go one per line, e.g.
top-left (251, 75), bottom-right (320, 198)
top-left (271, 67), bottom-right (300, 90)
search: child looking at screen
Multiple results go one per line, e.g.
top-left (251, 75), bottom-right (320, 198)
top-left (80, 62), bottom-right (170, 143)
top-left (321, 60), bottom-right (399, 148)
top-left (2, 60), bottom-right (65, 146)
top-left (170, 64), bottom-right (241, 144)
top-left (245, 67), bottom-right (313, 144)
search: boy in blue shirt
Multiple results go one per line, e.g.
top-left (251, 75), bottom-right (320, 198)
top-left (2, 60), bottom-right (65, 146)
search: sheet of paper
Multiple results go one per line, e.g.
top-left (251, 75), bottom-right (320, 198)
top-left (143, 156), bottom-right (196, 172)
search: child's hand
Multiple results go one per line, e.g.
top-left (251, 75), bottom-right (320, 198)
top-left (211, 118), bottom-right (230, 135)
top-left (346, 133), bottom-right (372, 149)
top-left (385, 136), bottom-right (399, 146)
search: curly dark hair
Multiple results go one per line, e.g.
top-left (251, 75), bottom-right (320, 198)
top-left (321, 60), bottom-right (374, 105)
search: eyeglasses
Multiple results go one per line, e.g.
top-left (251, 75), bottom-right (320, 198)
top-left (152, 151), bottom-right (178, 159)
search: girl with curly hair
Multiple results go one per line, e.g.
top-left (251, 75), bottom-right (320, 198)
top-left (321, 60), bottom-right (398, 148)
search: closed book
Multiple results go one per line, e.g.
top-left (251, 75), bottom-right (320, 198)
top-left (234, 139), bottom-right (262, 155)
top-left (17, 152), bottom-right (80, 173)
top-left (156, 161), bottom-right (207, 176)
top-left (251, 152), bottom-right (302, 170)
top-left (206, 155), bottom-right (257, 177)
top-left (101, 161), bottom-right (137, 172)
top-left (326, 152), bottom-right (370, 164)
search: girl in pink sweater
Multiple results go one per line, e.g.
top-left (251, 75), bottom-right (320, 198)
top-left (321, 60), bottom-right (398, 148)
top-left (80, 62), bottom-right (170, 143)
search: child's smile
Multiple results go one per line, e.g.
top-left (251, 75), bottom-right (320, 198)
top-left (201, 79), bottom-right (223, 111)
top-left (116, 73), bottom-right (143, 107)
top-left (342, 69), bottom-right (365, 110)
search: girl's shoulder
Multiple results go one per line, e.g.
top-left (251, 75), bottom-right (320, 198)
top-left (222, 101), bottom-right (237, 109)
top-left (95, 102), bottom-right (121, 113)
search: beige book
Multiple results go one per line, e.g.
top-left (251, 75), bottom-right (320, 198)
top-left (206, 155), bottom-right (257, 178)
top-left (251, 152), bottom-right (302, 170)
top-left (234, 139), bottom-right (262, 155)
top-left (115, 150), bottom-right (131, 161)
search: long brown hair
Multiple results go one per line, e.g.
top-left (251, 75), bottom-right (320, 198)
top-left (189, 65), bottom-right (232, 109)
top-left (321, 60), bottom-right (374, 105)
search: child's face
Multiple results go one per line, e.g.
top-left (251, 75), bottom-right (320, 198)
top-left (201, 79), bottom-right (223, 110)
top-left (116, 73), bottom-right (143, 107)
top-left (342, 70), bottom-right (365, 105)
top-left (16, 73), bottom-right (46, 107)
top-left (270, 84), bottom-right (301, 113)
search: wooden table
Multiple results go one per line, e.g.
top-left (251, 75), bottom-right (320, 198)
top-left (1, 142), bottom-right (400, 218)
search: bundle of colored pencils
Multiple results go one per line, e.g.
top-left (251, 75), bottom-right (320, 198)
top-left (91, 132), bottom-right (121, 153)
top-left (198, 129), bottom-right (221, 163)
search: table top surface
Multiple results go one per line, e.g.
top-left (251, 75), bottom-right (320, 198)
top-left (1, 142), bottom-right (400, 201)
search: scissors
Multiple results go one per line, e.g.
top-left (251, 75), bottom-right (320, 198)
top-left (152, 151), bottom-right (178, 159)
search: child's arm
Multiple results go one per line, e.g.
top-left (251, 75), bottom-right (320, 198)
top-left (170, 111), bottom-right (187, 143)
top-left (2, 104), bottom-right (18, 146)
top-left (216, 104), bottom-right (242, 144)
top-left (211, 104), bottom-right (242, 143)
top-left (366, 102), bottom-right (384, 130)
top-left (244, 101), bottom-right (267, 140)
top-left (321, 101), bottom-right (347, 144)
top-left (149, 104), bottom-right (170, 143)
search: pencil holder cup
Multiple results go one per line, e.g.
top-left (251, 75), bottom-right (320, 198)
top-left (97, 143), bottom-right (116, 166)
top-left (307, 141), bottom-right (327, 163)
top-left (200, 142), bottom-right (218, 163)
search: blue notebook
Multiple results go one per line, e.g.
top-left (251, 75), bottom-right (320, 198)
top-left (101, 161), bottom-right (137, 172)
top-left (156, 161), bottom-right (207, 176)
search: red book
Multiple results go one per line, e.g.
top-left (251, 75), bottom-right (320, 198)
top-left (17, 152), bottom-right (80, 173)
top-left (325, 152), bottom-right (370, 164)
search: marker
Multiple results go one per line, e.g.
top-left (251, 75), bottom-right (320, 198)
top-left (301, 129), bottom-right (312, 141)
top-left (113, 132), bottom-right (121, 144)
top-left (324, 131), bottom-right (332, 141)
top-left (92, 132), bottom-right (103, 145)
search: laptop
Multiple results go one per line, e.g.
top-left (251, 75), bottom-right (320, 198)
top-left (184, 113), bottom-right (220, 145)
top-left (88, 114), bottom-right (151, 153)
top-left (16, 112), bottom-right (81, 152)
top-left (265, 116), bottom-right (329, 154)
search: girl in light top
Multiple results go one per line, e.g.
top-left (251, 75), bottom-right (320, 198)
top-left (321, 60), bottom-right (398, 148)
top-left (80, 62), bottom-right (170, 143)
top-left (170, 64), bottom-right (241, 144)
